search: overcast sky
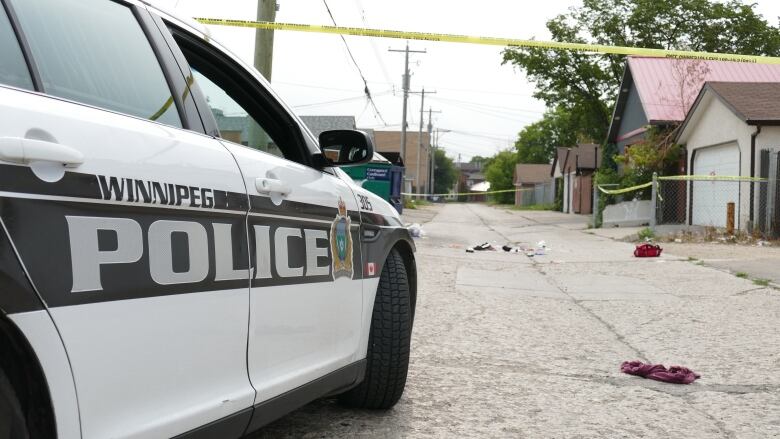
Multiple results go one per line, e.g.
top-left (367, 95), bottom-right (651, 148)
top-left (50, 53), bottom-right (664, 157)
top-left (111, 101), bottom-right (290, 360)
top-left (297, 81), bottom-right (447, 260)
top-left (149, 0), bottom-right (780, 162)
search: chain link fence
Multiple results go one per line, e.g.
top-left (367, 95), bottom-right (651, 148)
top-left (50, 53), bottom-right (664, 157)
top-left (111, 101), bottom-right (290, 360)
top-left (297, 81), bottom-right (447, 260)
top-left (656, 178), bottom-right (770, 235)
top-left (597, 175), bottom-right (777, 238)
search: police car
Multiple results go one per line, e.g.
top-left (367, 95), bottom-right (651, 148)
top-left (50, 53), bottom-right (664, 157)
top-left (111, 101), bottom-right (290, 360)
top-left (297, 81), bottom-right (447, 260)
top-left (0, 0), bottom-right (417, 437)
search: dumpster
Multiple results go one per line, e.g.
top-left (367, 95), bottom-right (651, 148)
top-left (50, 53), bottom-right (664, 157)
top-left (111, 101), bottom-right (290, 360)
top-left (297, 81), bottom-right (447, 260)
top-left (342, 152), bottom-right (404, 213)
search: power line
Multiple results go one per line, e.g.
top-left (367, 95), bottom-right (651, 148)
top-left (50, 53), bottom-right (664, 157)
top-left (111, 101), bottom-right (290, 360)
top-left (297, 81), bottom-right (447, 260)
top-left (353, 0), bottom-right (393, 85)
top-left (431, 96), bottom-right (545, 115)
top-left (430, 98), bottom-right (538, 122)
top-left (274, 81), bottom-right (363, 93)
top-left (292, 91), bottom-right (391, 109)
top-left (443, 129), bottom-right (511, 142)
top-left (322, 0), bottom-right (387, 126)
top-left (366, 80), bottom-right (534, 98)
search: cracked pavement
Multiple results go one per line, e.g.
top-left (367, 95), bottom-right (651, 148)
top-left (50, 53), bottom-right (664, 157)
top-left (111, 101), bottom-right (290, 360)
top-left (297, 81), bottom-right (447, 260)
top-left (250, 203), bottom-right (780, 438)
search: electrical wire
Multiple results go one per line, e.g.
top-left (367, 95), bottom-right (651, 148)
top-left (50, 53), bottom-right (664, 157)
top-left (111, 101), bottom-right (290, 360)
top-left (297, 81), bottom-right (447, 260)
top-left (322, 0), bottom-right (388, 126)
top-left (353, 0), bottom-right (393, 86)
top-left (274, 81), bottom-right (364, 93)
top-left (430, 98), bottom-right (538, 122)
top-left (431, 96), bottom-right (544, 115)
top-left (292, 91), bottom-right (392, 109)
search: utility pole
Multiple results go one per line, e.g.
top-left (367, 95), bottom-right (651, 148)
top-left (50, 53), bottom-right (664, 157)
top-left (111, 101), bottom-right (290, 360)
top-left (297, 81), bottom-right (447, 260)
top-left (427, 107), bottom-right (442, 197)
top-left (408, 89), bottom-right (436, 194)
top-left (389, 42), bottom-right (426, 166)
top-left (250, 0), bottom-right (278, 153)
top-left (254, 0), bottom-right (277, 80)
top-left (428, 108), bottom-right (434, 196)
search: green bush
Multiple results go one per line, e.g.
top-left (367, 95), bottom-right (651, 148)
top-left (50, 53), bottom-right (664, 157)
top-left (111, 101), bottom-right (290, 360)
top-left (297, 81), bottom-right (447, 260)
top-left (637, 227), bottom-right (655, 241)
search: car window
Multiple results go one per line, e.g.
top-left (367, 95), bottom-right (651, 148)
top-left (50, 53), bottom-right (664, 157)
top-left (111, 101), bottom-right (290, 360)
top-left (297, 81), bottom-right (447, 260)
top-left (191, 67), bottom-right (284, 158)
top-left (0, 5), bottom-right (33, 90)
top-left (9, 0), bottom-right (181, 127)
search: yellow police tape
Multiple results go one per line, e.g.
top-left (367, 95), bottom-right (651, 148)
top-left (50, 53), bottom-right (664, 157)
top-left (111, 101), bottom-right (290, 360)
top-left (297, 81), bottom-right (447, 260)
top-left (194, 18), bottom-right (780, 65)
top-left (597, 182), bottom-right (652, 195)
top-left (401, 187), bottom-right (531, 198)
top-left (598, 175), bottom-right (768, 195)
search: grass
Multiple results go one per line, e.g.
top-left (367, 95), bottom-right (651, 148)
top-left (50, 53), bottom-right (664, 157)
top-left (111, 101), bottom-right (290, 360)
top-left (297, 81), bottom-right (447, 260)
top-left (403, 198), bottom-right (432, 210)
top-left (687, 256), bottom-right (698, 261)
top-left (637, 227), bottom-right (655, 241)
top-left (735, 272), bottom-right (748, 279)
top-left (753, 278), bottom-right (771, 287)
top-left (510, 203), bottom-right (555, 211)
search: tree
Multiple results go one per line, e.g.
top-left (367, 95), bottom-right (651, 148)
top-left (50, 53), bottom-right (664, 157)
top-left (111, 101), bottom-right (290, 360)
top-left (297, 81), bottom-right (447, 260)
top-left (502, 0), bottom-right (780, 144)
top-left (515, 107), bottom-right (578, 164)
top-left (484, 150), bottom-right (519, 204)
top-left (433, 149), bottom-right (458, 194)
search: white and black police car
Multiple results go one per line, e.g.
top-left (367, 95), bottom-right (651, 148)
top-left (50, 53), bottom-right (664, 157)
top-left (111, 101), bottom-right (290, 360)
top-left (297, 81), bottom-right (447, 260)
top-left (0, 0), bottom-right (417, 437)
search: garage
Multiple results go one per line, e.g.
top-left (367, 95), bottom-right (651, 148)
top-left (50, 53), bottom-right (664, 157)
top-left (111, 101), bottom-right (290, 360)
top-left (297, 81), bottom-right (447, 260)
top-left (691, 143), bottom-right (739, 228)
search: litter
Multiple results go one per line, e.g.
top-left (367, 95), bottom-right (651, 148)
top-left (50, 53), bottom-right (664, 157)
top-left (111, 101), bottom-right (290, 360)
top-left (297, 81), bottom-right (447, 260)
top-left (407, 223), bottom-right (425, 238)
top-left (634, 243), bottom-right (662, 257)
top-left (674, 238), bottom-right (683, 243)
top-left (502, 242), bottom-right (550, 256)
top-left (620, 361), bottom-right (700, 384)
top-left (758, 240), bottom-right (771, 247)
top-left (466, 242), bottom-right (496, 253)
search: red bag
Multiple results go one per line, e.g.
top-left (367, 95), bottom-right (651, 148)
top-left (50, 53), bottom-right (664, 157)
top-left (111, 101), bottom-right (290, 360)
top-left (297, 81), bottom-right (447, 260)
top-left (634, 243), bottom-right (662, 257)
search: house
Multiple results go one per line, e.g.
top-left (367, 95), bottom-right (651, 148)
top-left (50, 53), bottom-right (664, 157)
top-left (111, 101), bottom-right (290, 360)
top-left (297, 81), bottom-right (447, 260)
top-left (455, 162), bottom-right (486, 201)
top-left (514, 164), bottom-right (554, 207)
top-left (606, 57), bottom-right (780, 174)
top-left (299, 115), bottom-right (356, 139)
top-left (550, 144), bottom-right (601, 214)
top-left (676, 82), bottom-right (780, 234)
top-left (373, 131), bottom-right (431, 194)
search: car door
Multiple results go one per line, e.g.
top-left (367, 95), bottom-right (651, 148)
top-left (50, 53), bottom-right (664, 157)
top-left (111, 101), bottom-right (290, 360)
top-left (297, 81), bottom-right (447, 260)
top-left (165, 22), bottom-right (366, 414)
top-left (0, 0), bottom-right (254, 437)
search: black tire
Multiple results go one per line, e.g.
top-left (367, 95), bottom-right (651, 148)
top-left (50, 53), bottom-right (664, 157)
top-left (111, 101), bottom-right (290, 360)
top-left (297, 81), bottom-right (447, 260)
top-left (339, 249), bottom-right (412, 409)
top-left (0, 368), bottom-right (28, 439)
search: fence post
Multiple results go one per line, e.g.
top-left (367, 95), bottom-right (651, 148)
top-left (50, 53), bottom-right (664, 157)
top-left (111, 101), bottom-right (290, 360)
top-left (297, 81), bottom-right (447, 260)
top-left (592, 180), bottom-right (599, 228)
top-left (650, 172), bottom-right (658, 230)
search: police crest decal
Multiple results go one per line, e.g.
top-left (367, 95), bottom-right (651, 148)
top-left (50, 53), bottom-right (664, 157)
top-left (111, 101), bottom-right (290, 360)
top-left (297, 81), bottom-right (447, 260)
top-left (330, 197), bottom-right (353, 279)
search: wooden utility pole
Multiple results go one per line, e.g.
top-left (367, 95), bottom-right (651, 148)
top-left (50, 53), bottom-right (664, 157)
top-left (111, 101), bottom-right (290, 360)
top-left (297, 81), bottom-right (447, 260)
top-left (249, 0), bottom-right (277, 152)
top-left (254, 0), bottom-right (277, 80)
top-left (409, 89), bottom-right (435, 194)
top-left (389, 43), bottom-right (426, 164)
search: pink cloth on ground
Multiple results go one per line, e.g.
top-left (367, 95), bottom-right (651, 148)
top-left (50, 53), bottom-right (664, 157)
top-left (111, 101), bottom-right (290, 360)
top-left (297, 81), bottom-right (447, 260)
top-left (620, 361), bottom-right (701, 384)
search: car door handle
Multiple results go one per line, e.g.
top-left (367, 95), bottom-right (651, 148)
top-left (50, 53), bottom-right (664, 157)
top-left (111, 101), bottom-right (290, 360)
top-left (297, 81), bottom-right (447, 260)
top-left (0, 137), bottom-right (84, 167)
top-left (255, 177), bottom-right (291, 196)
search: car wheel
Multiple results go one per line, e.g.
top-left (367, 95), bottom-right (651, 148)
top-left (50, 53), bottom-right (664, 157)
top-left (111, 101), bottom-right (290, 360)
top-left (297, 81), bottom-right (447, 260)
top-left (339, 248), bottom-right (412, 409)
top-left (0, 368), bottom-right (28, 439)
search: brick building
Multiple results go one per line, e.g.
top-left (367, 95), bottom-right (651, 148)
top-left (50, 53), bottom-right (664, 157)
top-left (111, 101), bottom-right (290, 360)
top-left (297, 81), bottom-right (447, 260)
top-left (372, 131), bottom-right (431, 194)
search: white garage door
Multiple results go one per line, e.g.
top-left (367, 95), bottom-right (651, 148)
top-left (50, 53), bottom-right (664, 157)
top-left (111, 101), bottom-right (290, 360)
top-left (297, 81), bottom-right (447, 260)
top-left (692, 143), bottom-right (739, 227)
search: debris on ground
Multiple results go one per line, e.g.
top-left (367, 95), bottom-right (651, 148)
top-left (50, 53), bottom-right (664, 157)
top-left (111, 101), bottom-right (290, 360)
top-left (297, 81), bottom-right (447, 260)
top-left (407, 223), bottom-right (425, 238)
top-left (466, 242), bottom-right (496, 253)
top-left (758, 240), bottom-right (771, 247)
top-left (620, 361), bottom-right (701, 384)
top-left (500, 242), bottom-right (550, 257)
top-left (634, 243), bottom-right (662, 257)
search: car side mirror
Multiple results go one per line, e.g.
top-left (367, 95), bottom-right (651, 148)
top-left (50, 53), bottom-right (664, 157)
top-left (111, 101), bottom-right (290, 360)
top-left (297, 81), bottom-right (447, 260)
top-left (317, 130), bottom-right (374, 168)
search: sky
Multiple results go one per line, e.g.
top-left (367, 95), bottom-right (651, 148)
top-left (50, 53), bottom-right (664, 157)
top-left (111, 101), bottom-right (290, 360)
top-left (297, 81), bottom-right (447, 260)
top-left (148, 0), bottom-right (780, 162)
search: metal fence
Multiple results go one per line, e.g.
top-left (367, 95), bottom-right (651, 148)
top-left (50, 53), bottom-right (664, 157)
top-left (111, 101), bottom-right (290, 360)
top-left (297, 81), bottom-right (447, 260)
top-left (597, 174), bottom-right (777, 238)
top-left (656, 178), bottom-right (770, 234)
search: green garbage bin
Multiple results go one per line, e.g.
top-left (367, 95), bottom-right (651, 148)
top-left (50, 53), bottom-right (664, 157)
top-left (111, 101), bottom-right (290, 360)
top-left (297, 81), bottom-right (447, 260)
top-left (342, 153), bottom-right (404, 213)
